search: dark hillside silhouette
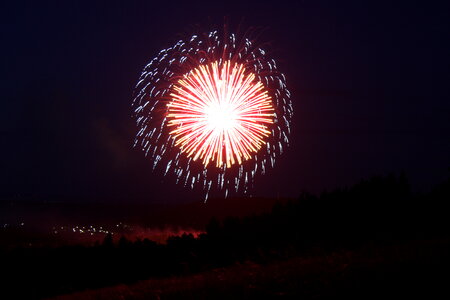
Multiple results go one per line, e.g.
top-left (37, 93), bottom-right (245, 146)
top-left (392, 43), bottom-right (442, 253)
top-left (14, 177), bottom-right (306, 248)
top-left (1, 174), bottom-right (449, 299)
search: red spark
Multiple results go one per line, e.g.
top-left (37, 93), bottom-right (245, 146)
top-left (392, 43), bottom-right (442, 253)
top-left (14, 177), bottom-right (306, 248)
top-left (167, 61), bottom-right (274, 168)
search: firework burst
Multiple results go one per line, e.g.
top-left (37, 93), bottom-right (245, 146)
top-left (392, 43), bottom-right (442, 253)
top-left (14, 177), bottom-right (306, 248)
top-left (167, 60), bottom-right (274, 168)
top-left (132, 28), bottom-right (293, 200)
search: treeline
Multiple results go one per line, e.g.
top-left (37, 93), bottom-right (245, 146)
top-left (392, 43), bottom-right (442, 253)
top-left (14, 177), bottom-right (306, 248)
top-left (1, 174), bottom-right (449, 299)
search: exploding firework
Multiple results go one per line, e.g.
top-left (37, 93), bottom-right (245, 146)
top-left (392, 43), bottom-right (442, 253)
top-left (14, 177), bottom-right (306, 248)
top-left (132, 28), bottom-right (293, 200)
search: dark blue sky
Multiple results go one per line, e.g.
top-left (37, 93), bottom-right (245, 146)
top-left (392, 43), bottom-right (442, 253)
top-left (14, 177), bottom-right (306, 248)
top-left (1, 1), bottom-right (449, 203)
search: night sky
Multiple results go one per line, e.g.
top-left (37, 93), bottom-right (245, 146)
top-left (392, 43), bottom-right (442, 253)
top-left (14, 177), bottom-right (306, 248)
top-left (1, 1), bottom-right (449, 203)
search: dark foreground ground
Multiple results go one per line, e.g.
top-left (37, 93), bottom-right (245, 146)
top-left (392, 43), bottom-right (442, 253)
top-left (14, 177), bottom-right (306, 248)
top-left (2, 175), bottom-right (448, 299)
top-left (50, 238), bottom-right (449, 300)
